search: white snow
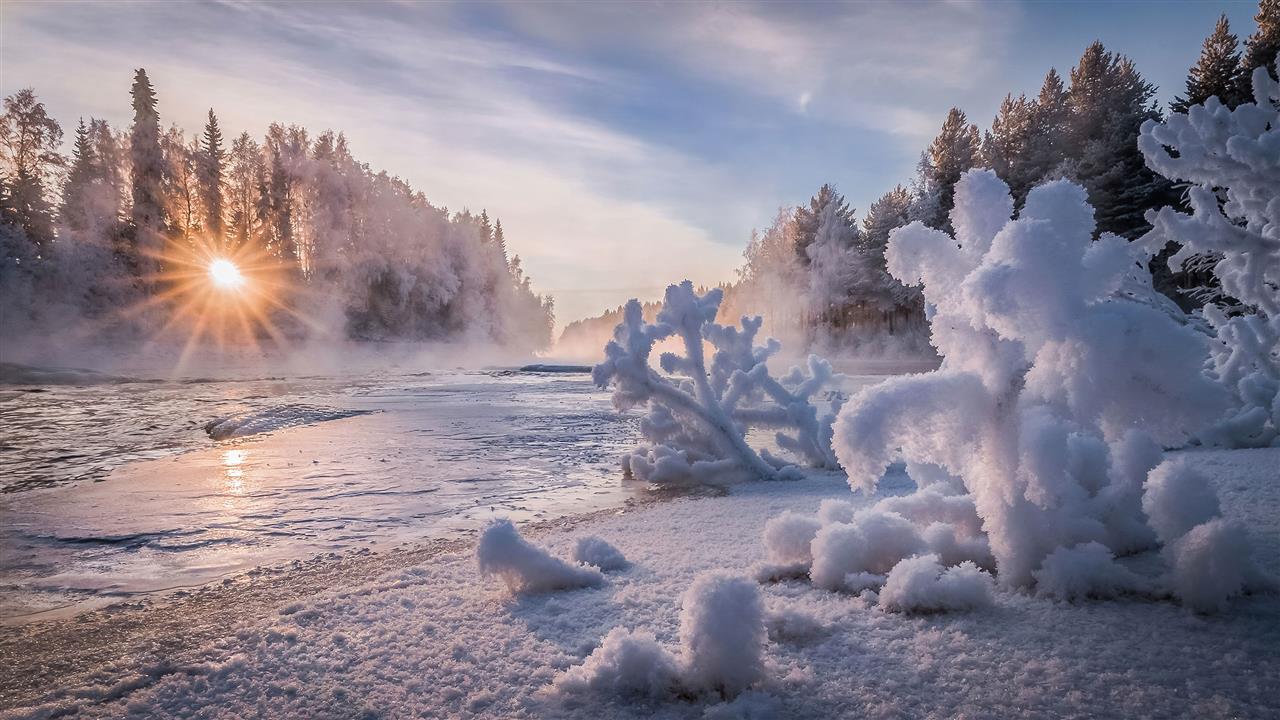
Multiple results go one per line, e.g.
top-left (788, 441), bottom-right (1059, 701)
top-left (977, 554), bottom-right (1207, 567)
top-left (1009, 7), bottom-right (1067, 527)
top-left (878, 554), bottom-right (994, 613)
top-left (477, 518), bottom-right (603, 594)
top-left (677, 573), bottom-right (766, 698)
top-left (574, 536), bottom-right (630, 571)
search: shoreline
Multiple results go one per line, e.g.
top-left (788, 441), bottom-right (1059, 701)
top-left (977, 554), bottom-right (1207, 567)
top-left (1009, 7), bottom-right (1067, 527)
top-left (0, 493), bottom-right (688, 711)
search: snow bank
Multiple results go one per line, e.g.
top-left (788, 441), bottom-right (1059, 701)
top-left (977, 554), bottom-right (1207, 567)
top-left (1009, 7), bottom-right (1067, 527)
top-left (573, 536), bottom-right (629, 571)
top-left (878, 554), bottom-right (994, 613)
top-left (593, 281), bottom-right (841, 485)
top-left (476, 519), bottom-right (603, 594)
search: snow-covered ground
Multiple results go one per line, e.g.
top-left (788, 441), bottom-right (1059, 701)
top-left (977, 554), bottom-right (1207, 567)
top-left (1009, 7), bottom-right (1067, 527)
top-left (3, 447), bottom-right (1276, 719)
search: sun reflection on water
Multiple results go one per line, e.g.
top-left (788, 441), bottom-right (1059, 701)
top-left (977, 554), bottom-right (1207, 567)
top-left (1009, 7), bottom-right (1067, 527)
top-left (223, 449), bottom-right (247, 496)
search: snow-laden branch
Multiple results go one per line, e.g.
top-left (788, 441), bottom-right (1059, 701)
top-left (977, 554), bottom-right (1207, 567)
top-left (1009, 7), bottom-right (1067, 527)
top-left (593, 280), bottom-right (842, 485)
top-left (1138, 59), bottom-right (1280, 448)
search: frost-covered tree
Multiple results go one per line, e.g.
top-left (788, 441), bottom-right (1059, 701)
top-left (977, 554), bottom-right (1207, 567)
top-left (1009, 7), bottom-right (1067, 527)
top-left (163, 126), bottom-right (201, 239)
top-left (199, 109), bottom-right (225, 241)
top-left (0, 88), bottom-right (63, 248)
top-left (59, 120), bottom-right (97, 235)
top-left (1064, 42), bottom-right (1172, 240)
top-left (1238, 0), bottom-right (1280, 98)
top-left (982, 94), bottom-right (1037, 201)
top-left (493, 218), bottom-right (508, 266)
top-left (793, 184), bottom-right (848, 266)
top-left (226, 132), bottom-right (263, 245)
top-left (1173, 14), bottom-right (1244, 113)
top-left (129, 69), bottom-right (166, 277)
top-left (823, 170), bottom-right (1263, 609)
top-left (916, 108), bottom-right (980, 231)
top-left (1139, 61), bottom-right (1280, 448)
top-left (804, 187), bottom-right (861, 327)
top-left (594, 281), bottom-right (841, 486)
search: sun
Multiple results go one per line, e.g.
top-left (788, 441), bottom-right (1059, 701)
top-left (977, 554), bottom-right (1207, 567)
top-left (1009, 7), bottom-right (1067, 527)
top-left (208, 258), bottom-right (245, 289)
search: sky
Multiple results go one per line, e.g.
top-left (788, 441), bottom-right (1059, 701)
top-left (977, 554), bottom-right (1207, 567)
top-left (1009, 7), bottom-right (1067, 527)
top-left (1, 0), bottom-right (1263, 328)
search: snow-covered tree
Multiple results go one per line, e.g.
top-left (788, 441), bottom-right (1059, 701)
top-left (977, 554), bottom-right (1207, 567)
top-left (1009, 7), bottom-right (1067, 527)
top-left (819, 170), bottom-right (1264, 610)
top-left (1238, 0), bottom-right (1279, 100)
top-left (226, 132), bottom-right (262, 245)
top-left (793, 184), bottom-right (848, 266)
top-left (129, 68), bottom-right (166, 276)
top-left (804, 187), bottom-right (861, 326)
top-left (916, 108), bottom-right (980, 231)
top-left (199, 109), bottom-right (225, 241)
top-left (163, 125), bottom-right (200, 239)
top-left (0, 88), bottom-right (63, 248)
top-left (1139, 60), bottom-right (1280, 448)
top-left (594, 280), bottom-right (841, 486)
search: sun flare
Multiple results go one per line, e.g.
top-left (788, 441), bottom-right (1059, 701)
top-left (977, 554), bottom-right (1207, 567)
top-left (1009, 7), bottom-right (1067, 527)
top-left (208, 259), bottom-right (245, 289)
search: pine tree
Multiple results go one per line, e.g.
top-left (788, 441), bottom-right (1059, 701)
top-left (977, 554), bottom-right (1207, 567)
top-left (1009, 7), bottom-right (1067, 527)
top-left (479, 209), bottom-right (493, 244)
top-left (493, 218), bottom-right (509, 267)
top-left (1064, 42), bottom-right (1170, 239)
top-left (60, 119), bottom-right (97, 233)
top-left (982, 94), bottom-right (1037, 201)
top-left (793, 183), bottom-right (851, 265)
top-left (129, 68), bottom-right (166, 275)
top-left (1238, 0), bottom-right (1280, 98)
top-left (1173, 14), bottom-right (1244, 112)
top-left (0, 88), bottom-right (63, 248)
top-left (919, 108), bottom-right (980, 230)
top-left (199, 109), bottom-right (225, 241)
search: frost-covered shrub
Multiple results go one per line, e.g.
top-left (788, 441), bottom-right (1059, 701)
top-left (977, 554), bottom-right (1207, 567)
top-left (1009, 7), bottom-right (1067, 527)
top-left (476, 519), bottom-right (603, 594)
top-left (878, 554), bottom-right (994, 613)
top-left (573, 536), bottom-right (629, 571)
top-left (553, 572), bottom-right (766, 702)
top-left (594, 280), bottom-right (842, 485)
top-left (1139, 62), bottom-right (1280, 448)
top-left (830, 170), bottom-right (1234, 595)
top-left (679, 573), bottom-right (767, 698)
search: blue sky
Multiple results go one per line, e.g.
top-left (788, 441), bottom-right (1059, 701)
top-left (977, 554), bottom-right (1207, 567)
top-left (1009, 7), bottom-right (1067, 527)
top-left (1, 0), bottom-right (1261, 325)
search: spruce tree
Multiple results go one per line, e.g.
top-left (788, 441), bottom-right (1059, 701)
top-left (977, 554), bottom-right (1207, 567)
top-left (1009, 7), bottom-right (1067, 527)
top-left (793, 184), bottom-right (852, 265)
top-left (129, 68), bottom-right (166, 275)
top-left (919, 108), bottom-right (980, 230)
top-left (60, 119), bottom-right (97, 233)
top-left (1238, 0), bottom-right (1280, 98)
top-left (200, 109), bottom-right (225, 241)
top-left (0, 88), bottom-right (63, 248)
top-left (479, 209), bottom-right (493, 244)
top-left (982, 94), bottom-right (1037, 202)
top-left (1172, 14), bottom-right (1243, 112)
top-left (493, 218), bottom-right (509, 267)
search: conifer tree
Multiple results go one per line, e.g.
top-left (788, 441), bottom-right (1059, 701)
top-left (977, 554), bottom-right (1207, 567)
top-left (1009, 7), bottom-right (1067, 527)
top-left (227, 132), bottom-right (262, 245)
top-left (129, 69), bottom-right (166, 275)
top-left (60, 119), bottom-right (97, 233)
top-left (982, 94), bottom-right (1037, 201)
top-left (918, 108), bottom-right (980, 230)
top-left (793, 184), bottom-right (851, 265)
top-left (479, 209), bottom-right (493, 244)
top-left (1238, 0), bottom-right (1280, 97)
top-left (200, 109), bottom-right (225, 240)
top-left (493, 218), bottom-right (508, 266)
top-left (1173, 14), bottom-right (1244, 112)
top-left (0, 88), bottom-right (63, 248)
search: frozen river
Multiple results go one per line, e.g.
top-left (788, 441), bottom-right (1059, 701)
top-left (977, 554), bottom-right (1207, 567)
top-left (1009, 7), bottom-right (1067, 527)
top-left (0, 367), bottom-right (650, 621)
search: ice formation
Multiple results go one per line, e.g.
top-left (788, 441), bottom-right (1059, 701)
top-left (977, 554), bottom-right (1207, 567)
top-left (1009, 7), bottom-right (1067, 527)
top-left (476, 519), bottom-right (603, 594)
top-left (1138, 61), bottom-right (1280, 448)
top-left (572, 536), bottom-right (629, 571)
top-left (593, 280), bottom-right (842, 485)
top-left (553, 572), bottom-right (766, 701)
top-left (794, 169), bottom-right (1260, 609)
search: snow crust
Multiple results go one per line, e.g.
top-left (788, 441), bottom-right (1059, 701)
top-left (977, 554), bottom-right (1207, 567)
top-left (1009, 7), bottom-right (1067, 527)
top-left (476, 519), bottom-right (603, 594)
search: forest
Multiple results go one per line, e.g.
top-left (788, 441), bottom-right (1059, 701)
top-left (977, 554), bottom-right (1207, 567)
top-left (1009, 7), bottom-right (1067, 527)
top-left (1, 70), bottom-right (555, 351)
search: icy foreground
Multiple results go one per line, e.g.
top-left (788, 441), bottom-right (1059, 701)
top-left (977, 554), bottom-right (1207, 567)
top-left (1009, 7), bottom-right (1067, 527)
top-left (7, 449), bottom-right (1277, 719)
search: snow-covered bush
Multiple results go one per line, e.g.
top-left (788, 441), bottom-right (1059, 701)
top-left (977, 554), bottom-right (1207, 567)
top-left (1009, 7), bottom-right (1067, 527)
top-left (573, 536), bottom-right (629, 571)
top-left (878, 554), bottom-right (994, 613)
top-left (1139, 61), bottom-right (1280, 448)
top-left (553, 572), bottom-right (766, 702)
top-left (819, 170), bottom-right (1246, 603)
top-left (594, 280), bottom-right (842, 485)
top-left (476, 519), bottom-right (602, 594)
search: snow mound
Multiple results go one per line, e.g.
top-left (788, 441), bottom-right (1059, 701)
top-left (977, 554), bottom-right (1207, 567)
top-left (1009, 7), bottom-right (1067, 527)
top-left (878, 554), bottom-right (994, 613)
top-left (1031, 542), bottom-right (1150, 601)
top-left (476, 519), bottom-right (603, 594)
top-left (680, 572), bottom-right (767, 697)
top-left (553, 572), bottom-right (766, 703)
top-left (1142, 459), bottom-right (1221, 545)
top-left (573, 536), bottom-right (629, 571)
top-left (809, 510), bottom-right (925, 591)
top-left (761, 511), bottom-right (821, 566)
top-left (1168, 519), bottom-right (1265, 614)
top-left (551, 627), bottom-right (679, 699)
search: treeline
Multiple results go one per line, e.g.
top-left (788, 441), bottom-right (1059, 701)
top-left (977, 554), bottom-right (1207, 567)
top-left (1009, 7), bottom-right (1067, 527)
top-left (0, 69), bottom-right (555, 349)
top-left (563, 2), bottom-right (1279, 357)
